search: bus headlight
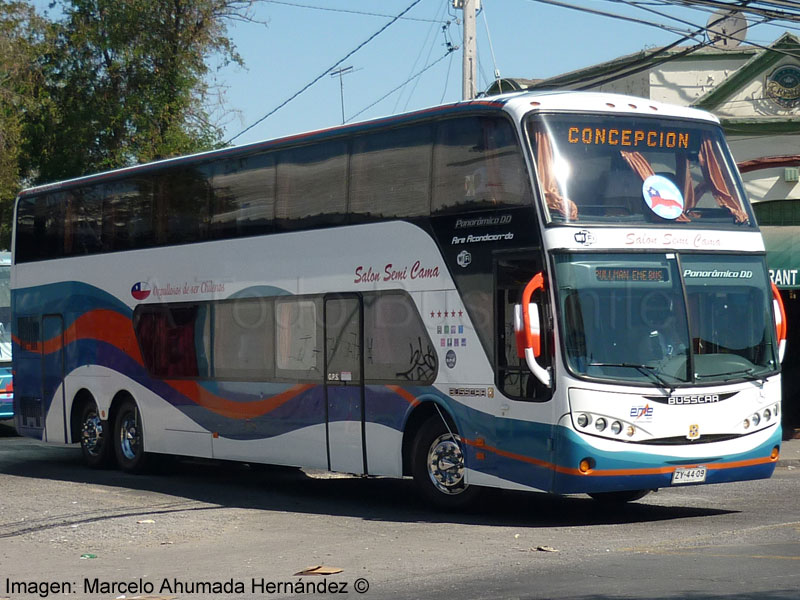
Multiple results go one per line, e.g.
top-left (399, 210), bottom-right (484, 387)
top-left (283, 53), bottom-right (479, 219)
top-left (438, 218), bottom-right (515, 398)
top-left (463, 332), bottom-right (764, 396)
top-left (611, 421), bottom-right (623, 435)
top-left (595, 418), bottom-right (607, 432)
top-left (577, 413), bottom-right (591, 428)
top-left (763, 408), bottom-right (772, 422)
top-left (752, 412), bottom-right (761, 427)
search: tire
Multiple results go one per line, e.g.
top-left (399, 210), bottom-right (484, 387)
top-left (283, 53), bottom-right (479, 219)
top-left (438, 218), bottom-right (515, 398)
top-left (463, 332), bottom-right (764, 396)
top-left (411, 416), bottom-right (483, 510)
top-left (79, 401), bottom-right (112, 468)
top-left (588, 489), bottom-right (651, 504)
top-left (113, 398), bottom-right (148, 473)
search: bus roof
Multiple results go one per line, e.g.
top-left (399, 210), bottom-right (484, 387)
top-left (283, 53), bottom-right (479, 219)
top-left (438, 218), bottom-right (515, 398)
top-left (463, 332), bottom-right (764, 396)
top-left (18, 90), bottom-right (719, 199)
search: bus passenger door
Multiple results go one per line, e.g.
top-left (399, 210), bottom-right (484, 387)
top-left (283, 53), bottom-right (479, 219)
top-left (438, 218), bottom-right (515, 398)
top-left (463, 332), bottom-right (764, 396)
top-left (41, 314), bottom-right (68, 443)
top-left (324, 295), bottom-right (366, 475)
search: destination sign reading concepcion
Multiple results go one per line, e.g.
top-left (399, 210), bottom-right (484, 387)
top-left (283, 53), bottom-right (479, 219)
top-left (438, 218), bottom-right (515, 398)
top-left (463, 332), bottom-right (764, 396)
top-left (567, 127), bottom-right (690, 149)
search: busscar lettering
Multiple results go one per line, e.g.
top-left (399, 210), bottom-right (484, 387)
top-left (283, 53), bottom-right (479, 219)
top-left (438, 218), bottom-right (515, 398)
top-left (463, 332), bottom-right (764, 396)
top-left (669, 394), bottom-right (720, 405)
top-left (568, 127), bottom-right (690, 149)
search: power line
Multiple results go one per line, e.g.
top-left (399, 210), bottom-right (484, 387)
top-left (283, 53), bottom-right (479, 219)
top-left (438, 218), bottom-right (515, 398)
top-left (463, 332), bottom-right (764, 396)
top-left (671, 0), bottom-right (800, 22)
top-left (261, 0), bottom-right (445, 23)
top-left (610, 0), bottom-right (800, 36)
top-left (394, 0), bottom-right (450, 113)
top-left (524, 0), bottom-right (699, 36)
top-left (226, 0), bottom-right (425, 144)
top-left (604, 0), bottom-right (800, 58)
top-left (347, 48), bottom-right (457, 123)
top-left (523, 0), bottom-right (799, 92)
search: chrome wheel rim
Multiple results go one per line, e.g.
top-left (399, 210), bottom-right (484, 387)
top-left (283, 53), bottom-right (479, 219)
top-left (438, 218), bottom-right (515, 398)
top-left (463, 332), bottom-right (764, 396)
top-left (119, 411), bottom-right (141, 461)
top-left (426, 433), bottom-right (466, 495)
top-left (81, 411), bottom-right (104, 456)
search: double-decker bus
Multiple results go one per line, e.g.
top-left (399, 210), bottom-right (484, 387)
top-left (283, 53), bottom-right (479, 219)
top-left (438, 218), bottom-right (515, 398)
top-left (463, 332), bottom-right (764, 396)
top-left (11, 91), bottom-right (785, 508)
top-left (0, 252), bottom-right (12, 419)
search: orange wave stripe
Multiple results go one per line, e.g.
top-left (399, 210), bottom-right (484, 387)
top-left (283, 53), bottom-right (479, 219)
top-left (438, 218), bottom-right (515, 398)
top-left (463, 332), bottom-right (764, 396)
top-left (463, 438), bottom-right (777, 478)
top-left (166, 380), bottom-right (315, 420)
top-left (14, 309), bottom-right (144, 366)
top-left (386, 385), bottom-right (420, 407)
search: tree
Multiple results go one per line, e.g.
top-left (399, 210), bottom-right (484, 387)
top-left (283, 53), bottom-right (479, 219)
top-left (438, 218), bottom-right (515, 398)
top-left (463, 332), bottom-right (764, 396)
top-left (30, 0), bottom-right (254, 182)
top-left (0, 1), bottom-right (52, 246)
top-left (0, 0), bottom-right (258, 247)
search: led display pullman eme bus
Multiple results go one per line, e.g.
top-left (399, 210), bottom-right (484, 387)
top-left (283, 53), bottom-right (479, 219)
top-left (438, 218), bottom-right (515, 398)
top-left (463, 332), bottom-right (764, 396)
top-left (567, 127), bottom-right (690, 149)
top-left (595, 267), bottom-right (669, 282)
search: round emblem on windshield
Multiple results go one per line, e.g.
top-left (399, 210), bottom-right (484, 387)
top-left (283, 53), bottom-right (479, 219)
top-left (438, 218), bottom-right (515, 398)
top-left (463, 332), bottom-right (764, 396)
top-left (642, 175), bottom-right (684, 220)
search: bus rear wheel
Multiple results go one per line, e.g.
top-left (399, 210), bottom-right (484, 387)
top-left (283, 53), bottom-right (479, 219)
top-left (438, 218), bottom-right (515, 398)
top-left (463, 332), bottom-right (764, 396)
top-left (113, 398), bottom-right (148, 473)
top-left (411, 416), bottom-right (482, 510)
top-left (79, 402), bottom-right (112, 468)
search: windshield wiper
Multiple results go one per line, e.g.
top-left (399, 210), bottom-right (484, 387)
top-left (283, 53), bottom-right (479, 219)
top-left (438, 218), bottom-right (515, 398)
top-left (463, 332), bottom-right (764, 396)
top-left (695, 367), bottom-right (756, 382)
top-left (588, 362), bottom-right (676, 393)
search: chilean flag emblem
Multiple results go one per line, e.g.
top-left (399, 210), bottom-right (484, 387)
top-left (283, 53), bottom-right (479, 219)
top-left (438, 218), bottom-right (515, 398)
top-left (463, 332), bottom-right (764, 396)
top-left (131, 281), bottom-right (151, 301)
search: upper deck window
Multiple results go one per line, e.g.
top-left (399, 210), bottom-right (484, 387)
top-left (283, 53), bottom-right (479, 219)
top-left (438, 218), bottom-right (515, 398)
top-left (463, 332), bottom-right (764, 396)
top-left (526, 114), bottom-right (755, 228)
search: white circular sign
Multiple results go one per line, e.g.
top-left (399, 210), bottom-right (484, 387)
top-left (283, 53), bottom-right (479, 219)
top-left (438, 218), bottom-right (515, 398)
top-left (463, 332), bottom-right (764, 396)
top-left (642, 175), bottom-right (684, 220)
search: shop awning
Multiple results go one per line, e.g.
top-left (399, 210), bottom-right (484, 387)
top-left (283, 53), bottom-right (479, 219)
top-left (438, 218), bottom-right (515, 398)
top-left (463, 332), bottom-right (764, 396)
top-left (762, 226), bottom-right (800, 289)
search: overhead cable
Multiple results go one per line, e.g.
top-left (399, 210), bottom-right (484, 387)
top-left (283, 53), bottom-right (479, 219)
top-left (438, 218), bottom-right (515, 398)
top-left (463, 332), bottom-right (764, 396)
top-left (347, 47), bottom-right (457, 123)
top-left (261, 0), bottom-right (445, 23)
top-left (227, 0), bottom-right (425, 144)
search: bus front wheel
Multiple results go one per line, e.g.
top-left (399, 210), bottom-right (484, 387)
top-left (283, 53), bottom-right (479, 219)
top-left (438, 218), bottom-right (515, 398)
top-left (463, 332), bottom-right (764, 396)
top-left (113, 398), bottom-right (148, 473)
top-left (79, 401), bottom-right (112, 468)
top-left (411, 416), bottom-right (482, 510)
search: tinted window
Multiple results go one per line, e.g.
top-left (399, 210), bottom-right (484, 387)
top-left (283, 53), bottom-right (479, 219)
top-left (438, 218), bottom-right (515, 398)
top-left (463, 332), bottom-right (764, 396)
top-left (210, 153), bottom-right (276, 239)
top-left (275, 298), bottom-right (323, 380)
top-left (433, 116), bottom-right (532, 213)
top-left (364, 292), bottom-right (436, 383)
top-left (15, 193), bottom-right (67, 262)
top-left (153, 167), bottom-right (211, 244)
top-left (350, 125), bottom-right (432, 217)
top-left (135, 304), bottom-right (208, 378)
top-left (133, 292), bottom-right (436, 385)
top-left (276, 141), bottom-right (348, 226)
top-left (101, 180), bottom-right (155, 251)
top-left (65, 187), bottom-right (103, 255)
top-left (212, 297), bottom-right (275, 380)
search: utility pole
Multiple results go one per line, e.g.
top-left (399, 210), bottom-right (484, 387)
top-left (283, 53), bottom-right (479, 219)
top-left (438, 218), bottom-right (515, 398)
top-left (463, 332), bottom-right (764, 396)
top-left (456, 0), bottom-right (478, 100)
top-left (330, 66), bottom-right (354, 124)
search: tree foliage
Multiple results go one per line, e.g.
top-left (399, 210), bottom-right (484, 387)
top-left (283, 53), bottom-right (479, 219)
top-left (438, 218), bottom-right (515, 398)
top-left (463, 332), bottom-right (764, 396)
top-left (0, 0), bottom-right (256, 247)
top-left (0, 1), bottom-right (52, 244)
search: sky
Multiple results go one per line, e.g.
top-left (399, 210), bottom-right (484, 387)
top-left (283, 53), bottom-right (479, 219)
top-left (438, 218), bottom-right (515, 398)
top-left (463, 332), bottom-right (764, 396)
top-left (216, 0), bottom-right (799, 147)
top-left (33, 1), bottom-right (800, 148)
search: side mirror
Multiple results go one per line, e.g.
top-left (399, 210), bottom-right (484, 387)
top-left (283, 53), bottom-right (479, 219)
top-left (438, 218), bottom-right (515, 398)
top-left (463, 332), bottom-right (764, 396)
top-left (771, 281), bottom-right (787, 363)
top-left (514, 273), bottom-right (551, 387)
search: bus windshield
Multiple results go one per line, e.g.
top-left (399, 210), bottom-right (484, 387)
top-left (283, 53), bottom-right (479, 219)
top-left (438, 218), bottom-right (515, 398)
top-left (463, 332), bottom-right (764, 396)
top-left (526, 113), bottom-right (755, 227)
top-left (555, 253), bottom-right (778, 386)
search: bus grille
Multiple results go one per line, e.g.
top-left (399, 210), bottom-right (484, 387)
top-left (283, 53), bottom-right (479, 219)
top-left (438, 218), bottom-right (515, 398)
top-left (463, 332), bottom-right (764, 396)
top-left (643, 433), bottom-right (742, 445)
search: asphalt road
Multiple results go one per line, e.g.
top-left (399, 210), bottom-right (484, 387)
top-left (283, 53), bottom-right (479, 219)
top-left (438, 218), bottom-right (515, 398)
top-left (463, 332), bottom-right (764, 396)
top-left (0, 422), bottom-right (798, 600)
